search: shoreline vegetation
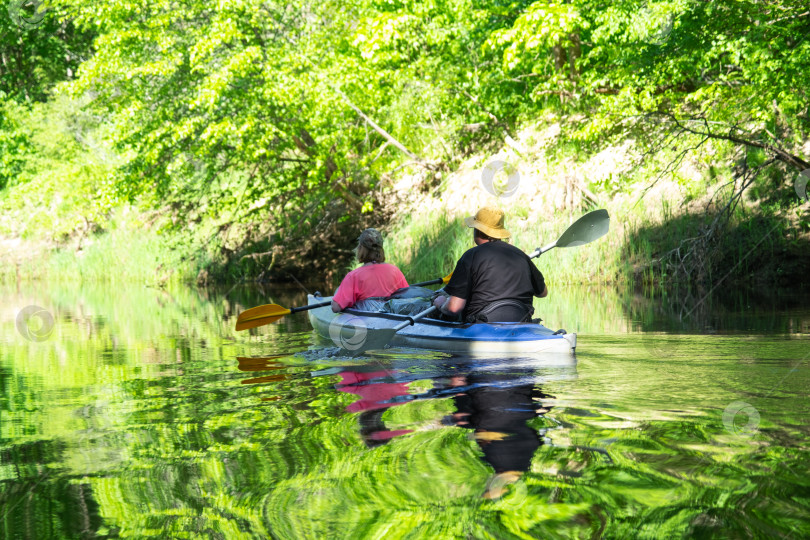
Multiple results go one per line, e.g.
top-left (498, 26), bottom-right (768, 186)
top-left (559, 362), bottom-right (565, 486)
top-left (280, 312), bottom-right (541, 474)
top-left (1, 1), bottom-right (809, 293)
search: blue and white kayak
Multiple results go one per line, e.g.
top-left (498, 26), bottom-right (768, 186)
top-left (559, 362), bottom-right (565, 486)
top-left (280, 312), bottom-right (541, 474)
top-left (307, 294), bottom-right (576, 356)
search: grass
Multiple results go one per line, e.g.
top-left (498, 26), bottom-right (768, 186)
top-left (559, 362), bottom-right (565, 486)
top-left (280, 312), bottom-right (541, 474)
top-left (384, 212), bottom-right (470, 285)
top-left (2, 210), bottom-right (203, 286)
top-left (385, 157), bottom-right (809, 294)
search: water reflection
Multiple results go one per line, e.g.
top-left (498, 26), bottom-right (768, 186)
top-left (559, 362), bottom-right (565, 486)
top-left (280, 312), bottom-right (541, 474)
top-left (2, 282), bottom-right (809, 539)
top-left (452, 375), bottom-right (551, 487)
top-left (314, 356), bottom-right (577, 498)
top-left (334, 367), bottom-right (416, 446)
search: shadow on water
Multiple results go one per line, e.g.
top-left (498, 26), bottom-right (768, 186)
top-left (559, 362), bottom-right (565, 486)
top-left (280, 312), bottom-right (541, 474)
top-left (621, 285), bottom-right (810, 336)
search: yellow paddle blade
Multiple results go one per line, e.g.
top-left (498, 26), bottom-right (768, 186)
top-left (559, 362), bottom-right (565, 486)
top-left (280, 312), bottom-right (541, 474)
top-left (442, 272), bottom-right (453, 284)
top-left (235, 304), bottom-right (292, 331)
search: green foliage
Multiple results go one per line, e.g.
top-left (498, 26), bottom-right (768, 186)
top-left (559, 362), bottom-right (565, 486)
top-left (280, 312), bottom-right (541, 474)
top-left (2, 0), bottom-right (809, 285)
top-left (0, 95), bottom-right (119, 241)
top-left (0, 101), bottom-right (31, 189)
top-left (486, 0), bottom-right (809, 156)
top-left (385, 211), bottom-right (470, 285)
top-left (0, 2), bottom-right (94, 102)
top-left (50, 0), bottom-right (531, 215)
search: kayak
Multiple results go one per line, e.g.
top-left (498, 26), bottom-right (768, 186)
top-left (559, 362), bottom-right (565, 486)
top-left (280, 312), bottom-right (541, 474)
top-left (307, 294), bottom-right (576, 356)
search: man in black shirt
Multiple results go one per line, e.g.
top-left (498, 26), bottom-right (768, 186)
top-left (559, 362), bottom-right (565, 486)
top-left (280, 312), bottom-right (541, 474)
top-left (433, 207), bottom-right (547, 323)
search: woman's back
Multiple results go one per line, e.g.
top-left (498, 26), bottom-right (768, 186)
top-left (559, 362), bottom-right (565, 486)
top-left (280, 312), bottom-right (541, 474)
top-left (331, 229), bottom-right (408, 312)
top-left (332, 262), bottom-right (408, 310)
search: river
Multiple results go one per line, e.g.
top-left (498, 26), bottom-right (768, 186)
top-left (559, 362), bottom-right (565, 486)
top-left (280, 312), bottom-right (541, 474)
top-left (1, 282), bottom-right (808, 538)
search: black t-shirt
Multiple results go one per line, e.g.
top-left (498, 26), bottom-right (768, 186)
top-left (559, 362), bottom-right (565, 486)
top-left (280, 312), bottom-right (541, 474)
top-left (444, 240), bottom-right (546, 319)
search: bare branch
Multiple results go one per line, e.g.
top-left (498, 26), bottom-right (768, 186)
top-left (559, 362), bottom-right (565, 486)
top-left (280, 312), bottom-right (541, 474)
top-left (652, 112), bottom-right (810, 170)
top-left (333, 87), bottom-right (424, 164)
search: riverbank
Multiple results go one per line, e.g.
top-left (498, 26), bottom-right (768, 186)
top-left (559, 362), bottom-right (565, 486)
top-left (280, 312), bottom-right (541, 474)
top-left (385, 121), bottom-right (810, 292)
top-left (1, 110), bottom-right (808, 291)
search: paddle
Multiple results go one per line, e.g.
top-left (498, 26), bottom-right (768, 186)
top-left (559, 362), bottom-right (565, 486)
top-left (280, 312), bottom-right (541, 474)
top-left (235, 301), bottom-right (331, 331)
top-left (343, 305), bottom-right (438, 354)
top-left (341, 210), bottom-right (608, 351)
top-left (235, 278), bottom-right (449, 330)
top-left (235, 209), bottom-right (609, 331)
top-left (527, 208), bottom-right (610, 259)
top-left (413, 208), bottom-right (611, 285)
top-left (411, 273), bottom-right (453, 287)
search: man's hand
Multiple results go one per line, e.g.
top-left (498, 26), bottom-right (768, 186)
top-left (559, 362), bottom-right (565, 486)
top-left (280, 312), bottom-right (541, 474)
top-left (434, 294), bottom-right (466, 316)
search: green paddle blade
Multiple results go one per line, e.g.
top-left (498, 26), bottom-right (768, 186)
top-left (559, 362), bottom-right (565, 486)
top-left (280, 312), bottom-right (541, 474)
top-left (556, 209), bottom-right (610, 248)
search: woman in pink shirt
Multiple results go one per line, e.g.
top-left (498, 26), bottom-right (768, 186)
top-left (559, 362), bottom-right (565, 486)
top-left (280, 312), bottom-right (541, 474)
top-left (331, 228), bottom-right (409, 312)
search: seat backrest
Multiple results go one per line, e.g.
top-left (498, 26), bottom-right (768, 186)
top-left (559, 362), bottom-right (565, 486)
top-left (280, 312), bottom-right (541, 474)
top-left (468, 300), bottom-right (534, 323)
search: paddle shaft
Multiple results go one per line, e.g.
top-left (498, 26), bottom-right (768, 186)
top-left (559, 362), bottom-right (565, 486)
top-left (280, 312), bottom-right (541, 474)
top-left (412, 246), bottom-right (548, 287)
top-left (393, 305), bottom-right (438, 332)
top-left (354, 305), bottom-right (439, 352)
top-left (290, 300), bottom-right (331, 314)
top-left (529, 241), bottom-right (557, 259)
top-left (412, 243), bottom-right (552, 287)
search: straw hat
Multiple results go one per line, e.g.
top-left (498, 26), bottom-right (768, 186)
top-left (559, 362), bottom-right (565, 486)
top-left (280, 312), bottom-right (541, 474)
top-left (464, 206), bottom-right (511, 239)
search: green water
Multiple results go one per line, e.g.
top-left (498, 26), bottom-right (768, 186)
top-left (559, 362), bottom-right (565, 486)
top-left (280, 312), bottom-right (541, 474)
top-left (1, 283), bottom-right (808, 539)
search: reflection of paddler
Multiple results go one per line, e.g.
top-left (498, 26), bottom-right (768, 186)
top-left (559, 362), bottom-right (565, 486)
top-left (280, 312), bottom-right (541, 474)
top-left (336, 369), bottom-right (414, 447)
top-left (448, 373), bottom-right (553, 499)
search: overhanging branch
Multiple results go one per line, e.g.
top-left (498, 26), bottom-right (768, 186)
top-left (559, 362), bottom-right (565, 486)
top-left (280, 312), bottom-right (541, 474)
top-left (651, 112), bottom-right (810, 171)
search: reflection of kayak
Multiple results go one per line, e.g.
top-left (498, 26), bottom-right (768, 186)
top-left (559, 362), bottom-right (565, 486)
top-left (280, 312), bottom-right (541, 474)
top-left (307, 294), bottom-right (576, 357)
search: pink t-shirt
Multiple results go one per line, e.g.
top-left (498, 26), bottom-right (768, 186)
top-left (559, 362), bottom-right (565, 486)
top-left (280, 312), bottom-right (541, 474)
top-left (333, 263), bottom-right (408, 309)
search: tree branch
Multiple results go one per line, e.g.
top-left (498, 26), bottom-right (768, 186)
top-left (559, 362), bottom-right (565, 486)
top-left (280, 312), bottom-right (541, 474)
top-left (333, 88), bottom-right (425, 164)
top-left (653, 112), bottom-right (810, 170)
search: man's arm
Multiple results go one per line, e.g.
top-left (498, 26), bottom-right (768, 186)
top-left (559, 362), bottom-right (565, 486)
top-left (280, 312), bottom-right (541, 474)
top-left (529, 259), bottom-right (547, 298)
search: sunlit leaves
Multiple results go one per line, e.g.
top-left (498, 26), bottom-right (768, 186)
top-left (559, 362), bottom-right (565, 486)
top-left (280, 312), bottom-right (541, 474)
top-left (487, 2), bottom-right (581, 72)
top-left (484, 0), bottom-right (809, 156)
top-left (5, 0), bottom-right (806, 275)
